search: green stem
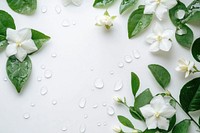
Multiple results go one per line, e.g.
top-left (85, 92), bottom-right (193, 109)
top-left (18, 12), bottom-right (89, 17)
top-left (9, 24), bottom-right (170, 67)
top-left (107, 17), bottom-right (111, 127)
top-left (170, 95), bottom-right (200, 129)
top-left (193, 66), bottom-right (200, 73)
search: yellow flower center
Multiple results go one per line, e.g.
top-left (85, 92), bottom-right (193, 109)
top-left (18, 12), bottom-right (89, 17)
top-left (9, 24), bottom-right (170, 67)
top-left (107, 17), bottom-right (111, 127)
top-left (155, 112), bottom-right (160, 118)
top-left (157, 36), bottom-right (162, 42)
top-left (155, 0), bottom-right (161, 4)
top-left (16, 42), bottom-right (22, 47)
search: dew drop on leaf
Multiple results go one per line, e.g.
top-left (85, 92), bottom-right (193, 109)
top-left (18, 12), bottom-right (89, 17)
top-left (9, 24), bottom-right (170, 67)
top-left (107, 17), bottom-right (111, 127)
top-left (176, 9), bottom-right (185, 19)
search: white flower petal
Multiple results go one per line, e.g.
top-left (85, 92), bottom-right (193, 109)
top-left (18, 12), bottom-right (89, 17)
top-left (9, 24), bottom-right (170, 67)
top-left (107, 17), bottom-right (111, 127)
top-left (149, 42), bottom-right (160, 52)
top-left (6, 28), bottom-right (20, 43)
top-left (18, 28), bottom-right (32, 42)
top-left (140, 105), bottom-right (155, 118)
top-left (155, 4), bottom-right (168, 21)
top-left (62, 0), bottom-right (71, 6)
top-left (146, 33), bottom-right (157, 44)
top-left (153, 23), bottom-right (163, 35)
top-left (145, 0), bottom-right (157, 4)
top-left (144, 3), bottom-right (157, 14)
top-left (15, 47), bottom-right (27, 62)
top-left (6, 43), bottom-right (17, 57)
top-left (72, 0), bottom-right (82, 6)
top-left (150, 95), bottom-right (165, 112)
top-left (178, 59), bottom-right (187, 66)
top-left (161, 0), bottom-right (177, 9)
top-left (146, 116), bottom-right (157, 129)
top-left (188, 61), bottom-right (194, 71)
top-left (185, 71), bottom-right (190, 78)
top-left (157, 116), bottom-right (169, 130)
top-left (21, 39), bottom-right (38, 54)
top-left (162, 29), bottom-right (174, 39)
top-left (160, 105), bottom-right (176, 118)
top-left (159, 39), bottom-right (172, 51)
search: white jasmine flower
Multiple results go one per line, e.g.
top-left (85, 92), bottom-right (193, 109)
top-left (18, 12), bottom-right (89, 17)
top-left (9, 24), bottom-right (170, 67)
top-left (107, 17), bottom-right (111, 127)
top-left (140, 95), bottom-right (176, 130)
top-left (62, 0), bottom-right (82, 6)
top-left (113, 125), bottom-right (122, 133)
top-left (113, 96), bottom-right (123, 103)
top-left (144, 0), bottom-right (177, 20)
top-left (176, 58), bottom-right (195, 78)
top-left (6, 28), bottom-right (38, 62)
top-left (146, 23), bottom-right (173, 52)
top-left (96, 10), bottom-right (116, 30)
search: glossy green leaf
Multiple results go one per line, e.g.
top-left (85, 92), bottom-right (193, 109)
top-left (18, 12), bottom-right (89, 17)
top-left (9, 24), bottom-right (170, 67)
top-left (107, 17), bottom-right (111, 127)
top-left (6, 0), bottom-right (37, 15)
top-left (131, 72), bottom-right (140, 97)
top-left (172, 119), bottom-right (191, 133)
top-left (148, 64), bottom-right (171, 89)
top-left (199, 116), bottom-right (200, 125)
top-left (129, 106), bottom-right (145, 121)
top-left (117, 115), bottom-right (134, 129)
top-left (180, 77), bottom-right (200, 112)
top-left (0, 10), bottom-right (15, 36)
top-left (6, 56), bottom-right (32, 93)
top-left (31, 29), bottom-right (50, 50)
top-left (128, 6), bottom-right (153, 38)
top-left (119, 0), bottom-right (138, 14)
top-left (169, 1), bottom-right (188, 26)
top-left (93, 0), bottom-right (114, 7)
top-left (192, 38), bottom-right (200, 62)
top-left (143, 129), bottom-right (159, 133)
top-left (185, 0), bottom-right (200, 23)
top-left (0, 35), bottom-right (7, 48)
top-left (175, 24), bottom-right (194, 49)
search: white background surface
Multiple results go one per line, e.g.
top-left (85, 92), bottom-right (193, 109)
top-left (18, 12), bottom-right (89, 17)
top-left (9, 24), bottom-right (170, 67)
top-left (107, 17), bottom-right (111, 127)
top-left (0, 0), bottom-right (200, 133)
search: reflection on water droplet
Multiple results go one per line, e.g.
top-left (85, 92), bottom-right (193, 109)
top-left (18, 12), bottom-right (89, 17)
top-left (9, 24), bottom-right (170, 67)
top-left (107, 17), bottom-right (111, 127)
top-left (110, 71), bottom-right (114, 75)
top-left (84, 114), bottom-right (88, 119)
top-left (55, 5), bottom-right (61, 14)
top-left (90, 67), bottom-right (94, 71)
top-left (31, 103), bottom-right (35, 107)
top-left (114, 80), bottom-right (123, 91)
top-left (92, 104), bottom-right (98, 109)
top-left (97, 122), bottom-right (101, 126)
top-left (52, 100), bottom-right (57, 105)
top-left (176, 9), bottom-right (185, 19)
top-left (3, 77), bottom-right (7, 82)
top-left (23, 113), bottom-right (30, 119)
top-left (61, 127), bottom-right (67, 131)
top-left (62, 19), bottom-right (70, 27)
top-left (72, 21), bottom-right (76, 25)
top-left (94, 78), bottom-right (104, 89)
top-left (44, 70), bottom-right (52, 79)
top-left (37, 77), bottom-right (42, 82)
top-left (176, 28), bottom-right (187, 35)
top-left (79, 98), bottom-right (86, 108)
top-left (51, 53), bottom-right (57, 58)
top-left (103, 122), bottom-right (107, 126)
top-left (124, 55), bottom-right (133, 63)
top-left (118, 62), bottom-right (124, 68)
top-left (139, 22), bottom-right (143, 25)
top-left (102, 103), bottom-right (107, 107)
top-left (79, 124), bottom-right (86, 133)
top-left (41, 65), bottom-right (46, 69)
top-left (133, 50), bottom-right (141, 59)
top-left (107, 106), bottom-right (115, 116)
top-left (41, 6), bottom-right (47, 13)
top-left (40, 86), bottom-right (48, 96)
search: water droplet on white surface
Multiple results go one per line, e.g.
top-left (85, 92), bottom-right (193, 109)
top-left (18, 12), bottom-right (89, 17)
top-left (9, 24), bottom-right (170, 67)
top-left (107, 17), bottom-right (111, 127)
top-left (40, 86), bottom-right (48, 96)
top-left (52, 100), bottom-right (57, 105)
top-left (79, 98), bottom-right (86, 108)
top-left (124, 55), bottom-right (133, 63)
top-left (41, 65), bottom-right (46, 69)
top-left (107, 106), bottom-right (115, 116)
top-left (176, 10), bottom-right (185, 19)
top-left (3, 77), bottom-right (7, 81)
top-left (55, 6), bottom-right (61, 14)
top-left (62, 19), bottom-right (70, 27)
top-left (23, 113), bottom-right (30, 119)
top-left (84, 114), bottom-right (88, 119)
top-left (37, 77), bottom-right (42, 82)
top-left (110, 71), bottom-right (114, 75)
top-left (103, 122), bottom-right (107, 126)
top-left (79, 124), bottom-right (86, 133)
top-left (92, 104), bottom-right (98, 109)
top-left (31, 103), bottom-right (35, 107)
top-left (176, 28), bottom-right (187, 35)
top-left (90, 67), bottom-right (94, 71)
top-left (102, 103), bottom-right (107, 107)
top-left (97, 122), bottom-right (101, 126)
top-left (41, 6), bottom-right (47, 13)
top-left (114, 80), bottom-right (123, 91)
top-left (61, 127), bottom-right (67, 131)
top-left (44, 70), bottom-right (52, 79)
top-left (118, 62), bottom-right (124, 68)
top-left (94, 78), bottom-right (104, 89)
top-left (133, 50), bottom-right (141, 59)
top-left (72, 21), bottom-right (76, 25)
top-left (51, 53), bottom-right (57, 58)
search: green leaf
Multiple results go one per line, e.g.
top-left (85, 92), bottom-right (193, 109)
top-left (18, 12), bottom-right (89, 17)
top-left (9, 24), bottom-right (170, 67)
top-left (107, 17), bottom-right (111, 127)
top-left (172, 119), bottom-right (191, 133)
top-left (131, 72), bottom-right (140, 97)
top-left (93, 0), bottom-right (114, 7)
top-left (119, 0), bottom-right (138, 14)
top-left (117, 115), bottom-right (134, 129)
top-left (143, 129), bottom-right (159, 133)
top-left (0, 10), bottom-right (16, 36)
top-left (180, 77), bottom-right (200, 112)
top-left (199, 116), bottom-right (200, 125)
top-left (169, 1), bottom-right (188, 26)
top-left (175, 24), bottom-right (194, 49)
top-left (6, 56), bottom-right (32, 93)
top-left (185, 0), bottom-right (200, 24)
top-left (148, 64), bottom-right (171, 89)
top-left (31, 29), bottom-right (50, 50)
top-left (128, 6), bottom-right (153, 38)
top-left (0, 35), bottom-right (7, 48)
top-left (6, 0), bottom-right (37, 15)
top-left (129, 106), bottom-right (145, 121)
top-left (192, 37), bottom-right (200, 62)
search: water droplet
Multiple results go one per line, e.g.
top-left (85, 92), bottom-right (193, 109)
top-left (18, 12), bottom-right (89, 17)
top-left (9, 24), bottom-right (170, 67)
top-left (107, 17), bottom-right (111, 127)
top-left (55, 6), bottom-right (61, 14)
top-left (118, 62), bottom-right (124, 68)
top-left (72, 21), bottom-right (76, 25)
top-left (133, 50), bottom-right (141, 59)
top-left (23, 113), bottom-right (30, 119)
top-left (37, 76), bottom-right (42, 82)
top-left (51, 53), bottom-right (57, 58)
top-left (94, 78), bottom-right (104, 89)
top-left (102, 103), bottom-right (107, 107)
top-left (41, 6), bottom-right (47, 13)
top-left (139, 22), bottom-right (143, 25)
top-left (41, 65), bottom-right (46, 69)
top-left (44, 70), bottom-right (52, 79)
top-left (107, 106), bottom-right (115, 116)
top-left (79, 124), bottom-right (86, 133)
top-left (114, 80), bottom-right (123, 91)
top-left (103, 122), bottom-right (107, 126)
top-left (90, 67), bottom-right (94, 71)
top-left (97, 122), bottom-right (101, 126)
top-left (92, 104), bottom-right (98, 109)
top-left (3, 77), bottom-right (7, 82)
top-left (176, 28), bottom-right (187, 35)
top-left (110, 71), bottom-right (114, 75)
top-left (84, 114), bottom-right (88, 119)
top-left (124, 55), bottom-right (133, 63)
top-left (40, 86), bottom-right (48, 96)
top-left (31, 103), bottom-right (35, 107)
top-left (52, 100), bottom-right (57, 105)
top-left (176, 10), bottom-right (185, 19)
top-left (62, 19), bottom-right (70, 27)
top-left (61, 127), bottom-right (67, 131)
top-left (79, 98), bottom-right (86, 108)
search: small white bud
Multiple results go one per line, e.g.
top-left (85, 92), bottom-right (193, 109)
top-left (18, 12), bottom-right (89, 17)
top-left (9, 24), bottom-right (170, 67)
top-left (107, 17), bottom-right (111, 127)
top-left (113, 125), bottom-right (122, 133)
top-left (113, 96), bottom-right (123, 103)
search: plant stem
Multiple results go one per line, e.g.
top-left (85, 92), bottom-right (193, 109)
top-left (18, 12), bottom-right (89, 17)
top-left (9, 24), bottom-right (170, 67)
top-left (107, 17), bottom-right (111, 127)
top-left (170, 95), bottom-right (200, 129)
